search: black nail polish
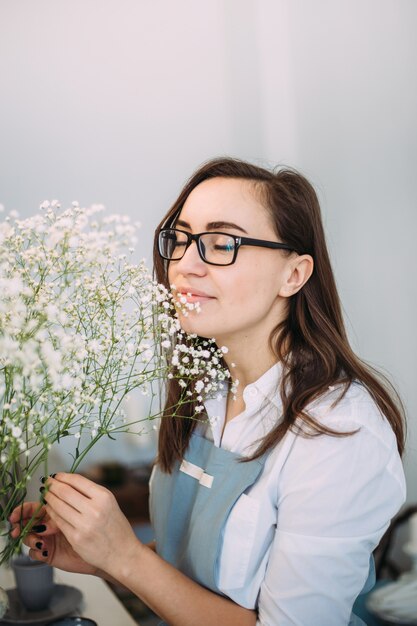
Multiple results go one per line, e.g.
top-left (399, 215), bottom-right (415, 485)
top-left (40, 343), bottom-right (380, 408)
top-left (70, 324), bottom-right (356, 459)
top-left (39, 486), bottom-right (45, 492)
top-left (42, 550), bottom-right (48, 557)
top-left (35, 541), bottom-right (42, 549)
top-left (41, 497), bottom-right (47, 505)
top-left (40, 476), bottom-right (47, 483)
top-left (32, 524), bottom-right (47, 533)
top-left (50, 473), bottom-right (57, 478)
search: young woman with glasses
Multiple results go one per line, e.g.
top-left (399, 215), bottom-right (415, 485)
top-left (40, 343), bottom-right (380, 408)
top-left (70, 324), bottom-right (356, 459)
top-left (10, 158), bottom-right (406, 625)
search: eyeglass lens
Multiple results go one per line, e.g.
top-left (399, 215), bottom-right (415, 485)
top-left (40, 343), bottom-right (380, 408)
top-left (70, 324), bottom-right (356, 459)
top-left (159, 229), bottom-right (236, 265)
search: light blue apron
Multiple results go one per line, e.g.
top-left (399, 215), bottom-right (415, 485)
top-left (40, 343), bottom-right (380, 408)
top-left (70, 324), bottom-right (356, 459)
top-left (150, 433), bottom-right (373, 625)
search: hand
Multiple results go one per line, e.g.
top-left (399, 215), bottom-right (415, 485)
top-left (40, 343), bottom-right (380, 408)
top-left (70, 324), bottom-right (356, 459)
top-left (9, 502), bottom-right (97, 575)
top-left (40, 473), bottom-right (142, 577)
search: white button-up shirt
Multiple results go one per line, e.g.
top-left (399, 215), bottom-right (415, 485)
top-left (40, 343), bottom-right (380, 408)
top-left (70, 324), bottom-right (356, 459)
top-left (195, 362), bottom-right (406, 625)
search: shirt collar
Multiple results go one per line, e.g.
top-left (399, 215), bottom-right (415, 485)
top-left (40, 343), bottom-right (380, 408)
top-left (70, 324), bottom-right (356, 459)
top-left (243, 361), bottom-right (283, 409)
top-left (204, 360), bottom-right (283, 426)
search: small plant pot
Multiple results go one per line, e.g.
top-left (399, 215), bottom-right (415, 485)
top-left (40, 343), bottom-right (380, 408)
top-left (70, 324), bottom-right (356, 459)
top-left (11, 555), bottom-right (55, 611)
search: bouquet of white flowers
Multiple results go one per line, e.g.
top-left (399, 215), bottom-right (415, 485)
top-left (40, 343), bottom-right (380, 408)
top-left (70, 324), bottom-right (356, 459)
top-left (0, 201), bottom-right (232, 569)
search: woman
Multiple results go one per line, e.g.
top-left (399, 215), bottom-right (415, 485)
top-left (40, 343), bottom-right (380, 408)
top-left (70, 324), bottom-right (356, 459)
top-left (10, 158), bottom-right (406, 625)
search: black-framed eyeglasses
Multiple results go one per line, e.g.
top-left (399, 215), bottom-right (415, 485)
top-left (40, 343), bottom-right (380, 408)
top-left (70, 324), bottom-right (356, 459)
top-left (157, 228), bottom-right (297, 266)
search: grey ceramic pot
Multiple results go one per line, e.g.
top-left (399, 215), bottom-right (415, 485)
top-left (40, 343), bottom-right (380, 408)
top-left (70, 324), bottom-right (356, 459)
top-left (11, 555), bottom-right (54, 611)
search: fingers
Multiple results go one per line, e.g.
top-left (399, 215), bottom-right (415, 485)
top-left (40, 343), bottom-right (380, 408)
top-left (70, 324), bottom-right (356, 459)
top-left (18, 529), bottom-right (51, 563)
top-left (43, 489), bottom-right (82, 529)
top-left (44, 473), bottom-right (114, 528)
top-left (44, 477), bottom-right (92, 516)
top-left (8, 473), bottom-right (99, 541)
top-left (9, 501), bottom-right (45, 524)
top-left (9, 473), bottom-right (107, 550)
top-left (47, 472), bottom-right (104, 498)
top-left (28, 547), bottom-right (50, 563)
top-left (23, 533), bottom-right (48, 555)
top-left (9, 515), bottom-right (59, 539)
top-left (10, 525), bottom-right (24, 539)
top-left (9, 503), bottom-right (48, 539)
top-left (46, 500), bottom-right (77, 540)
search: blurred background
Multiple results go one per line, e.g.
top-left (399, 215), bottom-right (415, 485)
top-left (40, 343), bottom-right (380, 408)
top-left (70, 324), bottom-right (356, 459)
top-left (1, 0), bottom-right (416, 577)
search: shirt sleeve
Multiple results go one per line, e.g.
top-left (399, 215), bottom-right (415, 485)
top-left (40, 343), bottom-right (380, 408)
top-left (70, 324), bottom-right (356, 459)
top-left (256, 413), bottom-right (406, 626)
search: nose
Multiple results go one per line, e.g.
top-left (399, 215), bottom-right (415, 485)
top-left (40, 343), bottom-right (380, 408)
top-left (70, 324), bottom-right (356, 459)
top-left (172, 239), bottom-right (207, 276)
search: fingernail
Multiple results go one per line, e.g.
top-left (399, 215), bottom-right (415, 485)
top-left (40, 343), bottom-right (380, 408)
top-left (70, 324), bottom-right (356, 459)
top-left (39, 486), bottom-right (45, 493)
top-left (35, 541), bottom-right (42, 549)
top-left (40, 473), bottom-right (56, 482)
top-left (41, 497), bottom-right (47, 505)
top-left (32, 524), bottom-right (47, 533)
top-left (42, 550), bottom-right (48, 557)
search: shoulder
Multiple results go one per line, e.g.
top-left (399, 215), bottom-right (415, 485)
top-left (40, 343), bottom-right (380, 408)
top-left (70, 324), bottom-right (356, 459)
top-left (271, 382), bottom-right (406, 536)
top-left (306, 381), bottom-right (397, 448)
top-left (278, 381), bottom-right (406, 502)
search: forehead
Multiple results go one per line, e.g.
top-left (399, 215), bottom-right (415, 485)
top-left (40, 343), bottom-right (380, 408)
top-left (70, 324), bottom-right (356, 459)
top-left (178, 177), bottom-right (274, 233)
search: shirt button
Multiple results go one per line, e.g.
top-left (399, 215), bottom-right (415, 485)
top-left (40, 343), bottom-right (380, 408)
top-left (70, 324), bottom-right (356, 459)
top-left (247, 387), bottom-right (258, 398)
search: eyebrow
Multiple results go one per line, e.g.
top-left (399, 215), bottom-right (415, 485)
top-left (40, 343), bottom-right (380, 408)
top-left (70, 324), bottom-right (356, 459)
top-left (175, 219), bottom-right (248, 234)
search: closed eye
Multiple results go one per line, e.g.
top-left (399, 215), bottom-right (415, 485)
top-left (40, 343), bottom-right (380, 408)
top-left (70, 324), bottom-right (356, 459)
top-left (214, 243), bottom-right (233, 251)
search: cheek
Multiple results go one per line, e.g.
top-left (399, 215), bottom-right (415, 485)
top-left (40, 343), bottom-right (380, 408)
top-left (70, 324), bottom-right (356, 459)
top-left (236, 259), bottom-right (268, 294)
top-left (225, 261), bottom-right (281, 311)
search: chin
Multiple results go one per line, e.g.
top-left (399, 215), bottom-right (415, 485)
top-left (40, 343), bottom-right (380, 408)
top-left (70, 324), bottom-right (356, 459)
top-left (176, 312), bottom-right (217, 339)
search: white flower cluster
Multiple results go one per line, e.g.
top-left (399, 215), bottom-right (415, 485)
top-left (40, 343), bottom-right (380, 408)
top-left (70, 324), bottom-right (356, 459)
top-left (0, 201), bottom-right (232, 565)
top-left (0, 203), bottom-right (147, 452)
top-left (169, 338), bottom-right (232, 412)
top-left (154, 287), bottom-right (236, 414)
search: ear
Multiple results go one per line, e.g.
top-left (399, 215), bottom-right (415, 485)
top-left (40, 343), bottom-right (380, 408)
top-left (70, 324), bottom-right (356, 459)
top-left (278, 255), bottom-right (314, 297)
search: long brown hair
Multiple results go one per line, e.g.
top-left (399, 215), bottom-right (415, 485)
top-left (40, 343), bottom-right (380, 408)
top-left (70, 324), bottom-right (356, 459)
top-left (153, 157), bottom-right (406, 471)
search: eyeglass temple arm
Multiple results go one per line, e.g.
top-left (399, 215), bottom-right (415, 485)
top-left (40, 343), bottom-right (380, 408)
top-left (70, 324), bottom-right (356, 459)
top-left (238, 236), bottom-right (295, 252)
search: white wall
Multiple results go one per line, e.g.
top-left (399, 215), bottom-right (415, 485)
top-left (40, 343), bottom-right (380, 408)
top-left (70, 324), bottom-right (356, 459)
top-left (0, 0), bottom-right (239, 259)
top-left (1, 0), bottom-right (416, 499)
top-left (255, 0), bottom-right (417, 501)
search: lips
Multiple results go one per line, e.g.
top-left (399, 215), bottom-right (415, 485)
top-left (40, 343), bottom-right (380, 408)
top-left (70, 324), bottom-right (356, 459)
top-left (174, 286), bottom-right (215, 300)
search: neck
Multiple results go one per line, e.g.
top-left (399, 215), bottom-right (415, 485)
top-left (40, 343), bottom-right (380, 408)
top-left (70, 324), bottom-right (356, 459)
top-left (219, 341), bottom-right (279, 392)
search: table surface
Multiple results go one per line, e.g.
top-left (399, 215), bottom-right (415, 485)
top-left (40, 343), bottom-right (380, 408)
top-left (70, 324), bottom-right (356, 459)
top-left (0, 564), bottom-right (139, 626)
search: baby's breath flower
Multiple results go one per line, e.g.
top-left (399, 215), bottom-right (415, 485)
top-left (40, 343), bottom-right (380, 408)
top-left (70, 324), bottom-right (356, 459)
top-left (0, 199), bottom-right (232, 567)
top-left (195, 380), bottom-right (205, 394)
top-left (11, 426), bottom-right (22, 438)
